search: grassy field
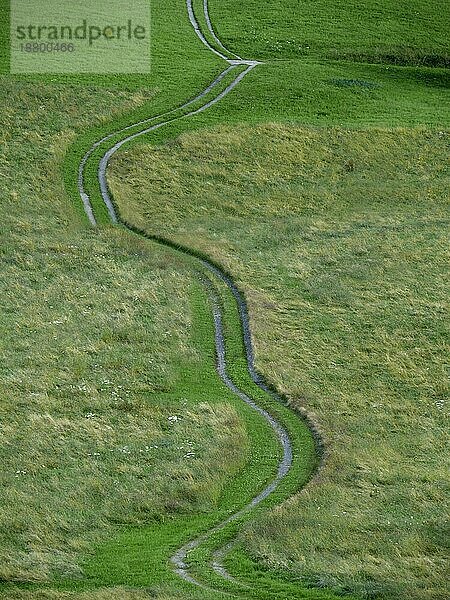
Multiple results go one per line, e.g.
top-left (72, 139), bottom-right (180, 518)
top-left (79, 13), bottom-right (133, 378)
top-left (1, 0), bottom-right (449, 599)
top-left (0, 72), bottom-right (255, 585)
top-left (0, 0), bottom-right (250, 594)
top-left (0, 5), bottom-right (311, 597)
top-left (208, 0), bottom-right (450, 65)
top-left (108, 124), bottom-right (449, 599)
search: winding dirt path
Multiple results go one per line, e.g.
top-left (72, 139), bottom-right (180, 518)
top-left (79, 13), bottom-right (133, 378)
top-left (78, 0), bottom-right (305, 593)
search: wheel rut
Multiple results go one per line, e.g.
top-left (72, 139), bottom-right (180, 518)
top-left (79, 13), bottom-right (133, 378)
top-left (77, 0), bottom-right (313, 595)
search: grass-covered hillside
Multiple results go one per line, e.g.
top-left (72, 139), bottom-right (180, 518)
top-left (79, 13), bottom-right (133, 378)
top-left (0, 1), bottom-right (246, 596)
top-left (109, 124), bottom-right (449, 599)
top-left (1, 0), bottom-right (449, 599)
top-left (0, 68), bottom-right (250, 588)
top-left (209, 0), bottom-right (450, 65)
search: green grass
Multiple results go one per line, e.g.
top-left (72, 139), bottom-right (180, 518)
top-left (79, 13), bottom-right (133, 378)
top-left (0, 77), bottom-right (258, 586)
top-left (207, 0), bottom-right (450, 65)
top-left (0, 0), bottom-right (253, 593)
top-left (0, 31), bottom-right (317, 598)
top-left (1, 0), bottom-right (449, 598)
top-left (108, 124), bottom-right (449, 599)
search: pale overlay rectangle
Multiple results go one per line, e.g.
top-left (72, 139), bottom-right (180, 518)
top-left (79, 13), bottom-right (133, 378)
top-left (10, 0), bottom-right (151, 73)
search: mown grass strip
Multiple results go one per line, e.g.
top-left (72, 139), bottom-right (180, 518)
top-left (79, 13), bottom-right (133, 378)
top-left (68, 63), bottom-right (248, 226)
